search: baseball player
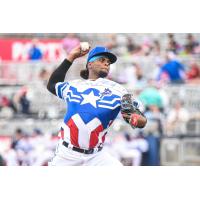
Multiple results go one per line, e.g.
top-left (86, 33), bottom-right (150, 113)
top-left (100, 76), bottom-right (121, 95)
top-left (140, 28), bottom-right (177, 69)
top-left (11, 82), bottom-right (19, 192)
top-left (47, 43), bottom-right (147, 166)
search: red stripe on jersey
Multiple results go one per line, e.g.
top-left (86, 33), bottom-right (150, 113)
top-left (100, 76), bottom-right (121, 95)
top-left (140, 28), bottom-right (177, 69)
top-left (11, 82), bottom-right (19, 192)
top-left (102, 132), bottom-right (107, 143)
top-left (66, 119), bottom-right (80, 147)
top-left (89, 124), bottom-right (104, 148)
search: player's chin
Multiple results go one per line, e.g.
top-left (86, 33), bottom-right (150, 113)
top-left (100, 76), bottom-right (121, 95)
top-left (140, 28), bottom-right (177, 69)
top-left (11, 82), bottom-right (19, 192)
top-left (98, 70), bottom-right (109, 78)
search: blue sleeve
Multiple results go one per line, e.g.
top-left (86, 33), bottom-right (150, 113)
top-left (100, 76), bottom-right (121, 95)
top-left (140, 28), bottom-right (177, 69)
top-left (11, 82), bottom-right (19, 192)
top-left (55, 82), bottom-right (70, 100)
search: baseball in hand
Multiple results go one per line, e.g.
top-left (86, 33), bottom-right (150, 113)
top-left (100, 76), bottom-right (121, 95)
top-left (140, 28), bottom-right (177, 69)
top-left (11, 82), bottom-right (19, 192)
top-left (80, 42), bottom-right (90, 51)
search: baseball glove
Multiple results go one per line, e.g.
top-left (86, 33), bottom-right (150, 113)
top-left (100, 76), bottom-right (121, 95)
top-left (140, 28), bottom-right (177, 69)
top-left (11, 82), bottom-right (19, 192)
top-left (121, 94), bottom-right (147, 128)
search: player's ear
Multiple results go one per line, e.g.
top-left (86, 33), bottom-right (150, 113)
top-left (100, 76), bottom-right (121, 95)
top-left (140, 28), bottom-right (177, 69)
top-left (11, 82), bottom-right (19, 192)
top-left (87, 62), bottom-right (92, 70)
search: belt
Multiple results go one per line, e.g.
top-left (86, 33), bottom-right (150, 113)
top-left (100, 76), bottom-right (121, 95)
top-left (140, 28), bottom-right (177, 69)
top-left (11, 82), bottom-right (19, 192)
top-left (62, 141), bottom-right (103, 154)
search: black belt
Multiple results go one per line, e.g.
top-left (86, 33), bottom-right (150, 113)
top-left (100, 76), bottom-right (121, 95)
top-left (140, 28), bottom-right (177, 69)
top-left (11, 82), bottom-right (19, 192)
top-left (62, 141), bottom-right (103, 154)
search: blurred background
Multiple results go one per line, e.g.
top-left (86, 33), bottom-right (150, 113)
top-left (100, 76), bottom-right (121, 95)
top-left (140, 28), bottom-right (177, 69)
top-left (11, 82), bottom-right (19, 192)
top-left (0, 33), bottom-right (200, 166)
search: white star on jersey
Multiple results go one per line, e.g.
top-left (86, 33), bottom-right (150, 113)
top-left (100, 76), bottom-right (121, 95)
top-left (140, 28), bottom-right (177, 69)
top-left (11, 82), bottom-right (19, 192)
top-left (81, 90), bottom-right (99, 108)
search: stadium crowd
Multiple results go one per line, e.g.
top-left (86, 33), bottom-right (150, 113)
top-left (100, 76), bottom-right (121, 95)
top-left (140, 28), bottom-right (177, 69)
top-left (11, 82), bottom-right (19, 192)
top-left (0, 33), bottom-right (200, 165)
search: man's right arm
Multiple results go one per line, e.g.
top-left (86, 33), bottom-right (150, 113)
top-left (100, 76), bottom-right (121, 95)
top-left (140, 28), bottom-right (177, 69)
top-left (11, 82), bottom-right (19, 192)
top-left (46, 59), bottom-right (72, 95)
top-left (47, 44), bottom-right (90, 96)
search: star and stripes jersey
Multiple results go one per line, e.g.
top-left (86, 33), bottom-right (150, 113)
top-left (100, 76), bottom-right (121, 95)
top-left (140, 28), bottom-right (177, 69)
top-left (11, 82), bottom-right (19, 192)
top-left (55, 78), bottom-right (128, 149)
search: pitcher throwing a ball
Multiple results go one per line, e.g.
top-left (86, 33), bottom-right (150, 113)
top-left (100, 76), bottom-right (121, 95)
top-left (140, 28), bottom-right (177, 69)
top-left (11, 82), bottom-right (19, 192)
top-left (47, 42), bottom-right (147, 166)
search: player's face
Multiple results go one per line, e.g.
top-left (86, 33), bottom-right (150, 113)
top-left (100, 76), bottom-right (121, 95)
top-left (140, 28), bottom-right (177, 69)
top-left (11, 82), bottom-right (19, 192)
top-left (89, 57), bottom-right (111, 78)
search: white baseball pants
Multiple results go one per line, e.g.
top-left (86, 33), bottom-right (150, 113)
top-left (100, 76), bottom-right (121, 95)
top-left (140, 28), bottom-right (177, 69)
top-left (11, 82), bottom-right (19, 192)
top-left (48, 141), bottom-right (122, 166)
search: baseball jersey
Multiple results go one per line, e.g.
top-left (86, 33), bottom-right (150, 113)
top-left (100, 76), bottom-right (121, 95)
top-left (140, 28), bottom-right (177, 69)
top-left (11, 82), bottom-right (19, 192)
top-left (55, 78), bottom-right (128, 149)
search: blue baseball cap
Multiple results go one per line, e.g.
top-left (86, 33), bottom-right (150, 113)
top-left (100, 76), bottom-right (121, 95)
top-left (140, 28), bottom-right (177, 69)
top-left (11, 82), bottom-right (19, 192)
top-left (87, 46), bottom-right (117, 64)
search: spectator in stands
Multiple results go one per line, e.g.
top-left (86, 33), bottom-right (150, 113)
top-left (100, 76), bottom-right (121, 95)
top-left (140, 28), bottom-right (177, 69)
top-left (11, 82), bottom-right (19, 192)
top-left (17, 133), bottom-right (35, 165)
top-left (62, 33), bottom-right (80, 55)
top-left (186, 61), bottom-right (200, 83)
top-left (157, 52), bottom-right (186, 84)
top-left (151, 40), bottom-right (161, 55)
top-left (141, 37), bottom-right (153, 56)
top-left (29, 128), bottom-right (54, 166)
top-left (134, 63), bottom-right (147, 87)
top-left (144, 104), bottom-right (165, 136)
top-left (128, 62), bottom-right (147, 89)
top-left (28, 39), bottom-right (43, 60)
top-left (11, 128), bottom-right (24, 150)
top-left (126, 37), bottom-right (138, 55)
top-left (19, 91), bottom-right (30, 115)
top-left (132, 46), bottom-right (143, 56)
top-left (138, 80), bottom-right (164, 111)
top-left (140, 82), bottom-right (166, 165)
top-left (4, 128), bottom-right (25, 166)
top-left (184, 34), bottom-right (199, 54)
top-left (0, 94), bottom-right (17, 114)
top-left (166, 33), bottom-right (180, 54)
top-left (14, 86), bottom-right (31, 115)
top-left (166, 100), bottom-right (190, 136)
top-left (125, 134), bottom-right (149, 166)
top-left (9, 128), bottom-right (35, 165)
top-left (38, 68), bottom-right (51, 84)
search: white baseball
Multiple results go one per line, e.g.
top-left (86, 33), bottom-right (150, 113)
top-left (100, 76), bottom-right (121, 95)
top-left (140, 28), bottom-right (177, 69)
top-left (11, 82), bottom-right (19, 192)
top-left (80, 42), bottom-right (90, 51)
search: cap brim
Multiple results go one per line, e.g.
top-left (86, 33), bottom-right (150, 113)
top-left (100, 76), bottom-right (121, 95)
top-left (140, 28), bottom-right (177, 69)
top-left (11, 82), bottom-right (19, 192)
top-left (91, 52), bottom-right (117, 64)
